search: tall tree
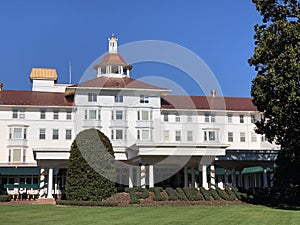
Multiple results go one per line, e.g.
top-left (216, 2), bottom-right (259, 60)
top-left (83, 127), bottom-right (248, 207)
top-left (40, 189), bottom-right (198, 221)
top-left (65, 128), bottom-right (116, 201)
top-left (249, 0), bottom-right (300, 203)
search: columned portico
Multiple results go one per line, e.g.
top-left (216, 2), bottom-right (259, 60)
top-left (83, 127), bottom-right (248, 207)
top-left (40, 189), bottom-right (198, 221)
top-left (149, 165), bottom-right (154, 188)
top-left (47, 168), bottom-right (54, 198)
top-left (201, 164), bottom-right (208, 189)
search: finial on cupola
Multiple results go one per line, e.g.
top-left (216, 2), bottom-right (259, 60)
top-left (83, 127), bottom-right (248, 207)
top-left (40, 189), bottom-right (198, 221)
top-left (108, 34), bottom-right (118, 53)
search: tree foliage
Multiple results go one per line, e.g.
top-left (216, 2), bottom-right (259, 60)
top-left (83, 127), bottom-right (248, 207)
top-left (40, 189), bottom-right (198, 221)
top-left (249, 0), bottom-right (300, 202)
top-left (65, 129), bottom-right (116, 201)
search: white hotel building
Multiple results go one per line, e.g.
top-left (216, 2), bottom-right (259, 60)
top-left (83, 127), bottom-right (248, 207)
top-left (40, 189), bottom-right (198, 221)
top-left (0, 35), bottom-right (279, 199)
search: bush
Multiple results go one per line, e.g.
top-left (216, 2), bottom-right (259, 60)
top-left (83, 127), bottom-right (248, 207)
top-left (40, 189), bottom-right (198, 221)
top-left (56, 200), bottom-right (118, 207)
top-left (65, 129), bottom-right (116, 201)
top-left (183, 188), bottom-right (203, 201)
top-left (125, 187), bottom-right (149, 204)
top-left (232, 187), bottom-right (247, 200)
top-left (151, 187), bottom-right (166, 201)
top-left (165, 187), bottom-right (187, 201)
top-left (216, 188), bottom-right (236, 201)
top-left (0, 195), bottom-right (10, 202)
top-left (199, 188), bottom-right (220, 201)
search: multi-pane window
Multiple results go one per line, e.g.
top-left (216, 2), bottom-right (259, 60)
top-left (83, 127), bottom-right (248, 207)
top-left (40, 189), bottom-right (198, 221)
top-left (52, 129), bottom-right (59, 140)
top-left (163, 130), bottom-right (169, 142)
top-left (8, 149), bottom-right (24, 162)
top-left (204, 130), bottom-right (218, 142)
top-left (187, 131), bottom-right (193, 142)
top-left (89, 110), bottom-right (97, 120)
top-left (228, 132), bottom-right (233, 142)
top-left (88, 93), bottom-right (97, 102)
top-left (114, 95), bottom-right (123, 103)
top-left (9, 127), bottom-right (27, 139)
top-left (85, 110), bottom-right (100, 120)
top-left (66, 110), bottom-right (72, 120)
top-left (137, 111), bottom-right (149, 121)
top-left (175, 114), bottom-right (180, 122)
top-left (12, 109), bottom-right (25, 119)
top-left (251, 115), bottom-right (256, 123)
top-left (111, 129), bottom-right (126, 140)
top-left (205, 113), bottom-right (215, 122)
top-left (251, 132), bottom-right (257, 142)
top-left (187, 115), bottom-right (193, 122)
top-left (137, 129), bottom-right (150, 140)
top-left (140, 95), bottom-right (149, 103)
top-left (40, 110), bottom-right (46, 119)
top-left (163, 113), bottom-right (169, 122)
top-left (116, 110), bottom-right (123, 120)
top-left (239, 115), bottom-right (244, 123)
top-left (53, 110), bottom-right (59, 120)
top-left (227, 114), bottom-right (233, 123)
top-left (175, 131), bottom-right (181, 141)
top-left (240, 132), bottom-right (246, 142)
top-left (39, 128), bottom-right (46, 140)
top-left (66, 129), bottom-right (72, 140)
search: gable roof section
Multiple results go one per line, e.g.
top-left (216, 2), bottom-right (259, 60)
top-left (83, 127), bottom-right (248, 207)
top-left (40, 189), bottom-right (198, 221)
top-left (74, 76), bottom-right (169, 91)
top-left (0, 90), bottom-right (73, 106)
top-left (161, 95), bottom-right (256, 111)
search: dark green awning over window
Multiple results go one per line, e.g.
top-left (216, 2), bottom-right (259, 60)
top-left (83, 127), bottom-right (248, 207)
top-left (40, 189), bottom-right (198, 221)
top-left (0, 167), bottom-right (40, 175)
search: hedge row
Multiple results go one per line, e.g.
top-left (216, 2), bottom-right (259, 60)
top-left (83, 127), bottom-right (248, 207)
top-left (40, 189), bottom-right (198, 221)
top-left (0, 195), bottom-right (10, 202)
top-left (126, 187), bottom-right (244, 204)
top-left (56, 200), bottom-right (118, 207)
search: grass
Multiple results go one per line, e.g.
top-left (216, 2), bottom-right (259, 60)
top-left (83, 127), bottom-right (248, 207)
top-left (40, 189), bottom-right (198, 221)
top-left (0, 204), bottom-right (299, 225)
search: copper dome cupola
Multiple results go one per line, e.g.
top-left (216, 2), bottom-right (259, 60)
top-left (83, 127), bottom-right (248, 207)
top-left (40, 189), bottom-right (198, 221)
top-left (93, 34), bottom-right (132, 78)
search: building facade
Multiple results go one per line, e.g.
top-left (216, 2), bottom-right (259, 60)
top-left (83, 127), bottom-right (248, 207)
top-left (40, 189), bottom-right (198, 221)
top-left (0, 35), bottom-right (279, 199)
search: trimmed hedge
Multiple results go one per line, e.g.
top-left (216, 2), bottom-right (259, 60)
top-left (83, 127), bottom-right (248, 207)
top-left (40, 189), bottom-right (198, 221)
top-left (151, 187), bottom-right (167, 201)
top-left (199, 188), bottom-right (220, 201)
top-left (0, 195), bottom-right (10, 202)
top-left (183, 188), bottom-right (203, 201)
top-left (125, 187), bottom-right (149, 204)
top-left (216, 187), bottom-right (237, 201)
top-left (56, 200), bottom-right (118, 207)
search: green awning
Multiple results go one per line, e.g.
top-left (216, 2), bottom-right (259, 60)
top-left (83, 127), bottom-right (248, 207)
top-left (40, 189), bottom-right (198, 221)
top-left (0, 167), bottom-right (40, 175)
top-left (242, 166), bottom-right (263, 174)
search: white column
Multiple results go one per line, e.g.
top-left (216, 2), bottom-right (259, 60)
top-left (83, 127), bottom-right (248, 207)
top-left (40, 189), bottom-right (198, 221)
top-left (210, 165), bottom-right (216, 189)
top-left (232, 168), bottom-right (236, 187)
top-left (224, 169), bottom-right (228, 187)
top-left (47, 168), bottom-right (53, 198)
top-left (184, 166), bottom-right (188, 188)
top-left (140, 165), bottom-right (146, 188)
top-left (149, 165), bottom-right (154, 188)
top-left (191, 167), bottom-right (195, 188)
top-left (128, 167), bottom-right (134, 188)
top-left (202, 164), bottom-right (208, 190)
top-left (263, 168), bottom-right (268, 188)
top-left (39, 168), bottom-right (46, 198)
top-left (126, 69), bottom-right (130, 76)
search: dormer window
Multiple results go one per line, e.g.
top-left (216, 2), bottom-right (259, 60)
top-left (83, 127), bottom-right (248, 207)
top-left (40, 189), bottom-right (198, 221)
top-left (88, 93), bottom-right (97, 102)
top-left (140, 95), bottom-right (149, 103)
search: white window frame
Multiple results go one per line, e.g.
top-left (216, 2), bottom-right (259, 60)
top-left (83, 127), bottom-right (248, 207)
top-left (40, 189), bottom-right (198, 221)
top-left (9, 127), bottom-right (27, 140)
top-left (140, 95), bottom-right (149, 103)
top-left (251, 115), bottom-right (256, 123)
top-left (163, 113), bottom-right (169, 122)
top-left (227, 114), bottom-right (233, 123)
top-left (65, 129), bottom-right (72, 140)
top-left (66, 110), bottom-right (72, 120)
top-left (251, 132), bottom-right (257, 142)
top-left (88, 93), bottom-right (97, 102)
top-left (52, 129), bottom-right (59, 140)
top-left (53, 110), bottom-right (59, 120)
top-left (111, 129), bottom-right (126, 140)
top-left (8, 148), bottom-right (26, 163)
top-left (175, 114), bottom-right (180, 122)
top-left (40, 110), bottom-right (46, 119)
top-left (175, 131), bottom-right (181, 142)
top-left (114, 95), bottom-right (123, 103)
top-left (240, 132), bottom-right (246, 142)
top-left (187, 130), bottom-right (193, 142)
top-left (12, 109), bottom-right (25, 119)
top-left (137, 111), bottom-right (150, 121)
top-left (239, 115), bottom-right (244, 123)
top-left (137, 129), bottom-right (150, 141)
top-left (39, 128), bottom-right (46, 140)
top-left (228, 132), bottom-right (233, 142)
top-left (203, 130), bottom-right (219, 142)
top-left (163, 130), bottom-right (169, 142)
top-left (187, 115), bottom-right (193, 122)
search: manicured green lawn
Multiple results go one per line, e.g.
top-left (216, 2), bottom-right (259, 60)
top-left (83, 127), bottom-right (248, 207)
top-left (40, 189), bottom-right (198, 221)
top-left (0, 204), bottom-right (299, 225)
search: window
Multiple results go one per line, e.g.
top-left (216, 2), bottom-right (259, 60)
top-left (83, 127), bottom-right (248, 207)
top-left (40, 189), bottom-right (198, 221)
top-left (175, 131), bottom-right (181, 141)
top-left (39, 129), bottom-right (46, 140)
top-left (40, 110), bottom-right (46, 119)
top-left (52, 129), bottom-right (59, 140)
top-left (187, 131), bottom-right (193, 141)
top-left (204, 130), bottom-right (218, 142)
top-left (163, 130), bottom-right (169, 142)
top-left (239, 115), bottom-right (244, 123)
top-left (116, 110), bottom-right (123, 120)
top-left (163, 113), bottom-right (169, 122)
top-left (175, 114), bottom-right (180, 122)
top-left (140, 95), bottom-right (149, 103)
top-left (240, 132), bottom-right (246, 142)
top-left (9, 127), bottom-right (27, 139)
top-left (66, 110), bottom-right (72, 120)
top-left (227, 114), bottom-right (232, 123)
top-left (88, 93), bottom-right (97, 102)
top-left (137, 111), bottom-right (149, 121)
top-left (53, 110), bottom-right (59, 120)
top-left (111, 129), bottom-right (126, 140)
top-left (85, 110), bottom-right (100, 120)
top-left (251, 115), bottom-right (256, 123)
top-left (228, 132), bottom-right (233, 142)
top-left (251, 132), bottom-right (257, 142)
top-left (8, 149), bottom-right (25, 162)
top-left (114, 95), bottom-right (123, 103)
top-left (205, 113), bottom-right (215, 122)
top-left (66, 129), bottom-right (72, 140)
top-left (187, 115), bottom-right (193, 122)
top-left (89, 110), bottom-right (97, 120)
top-left (137, 130), bottom-right (150, 140)
top-left (12, 109), bottom-right (25, 119)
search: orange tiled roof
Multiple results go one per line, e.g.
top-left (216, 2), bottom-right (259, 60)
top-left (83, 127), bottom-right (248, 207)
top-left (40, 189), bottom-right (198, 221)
top-left (29, 68), bottom-right (58, 81)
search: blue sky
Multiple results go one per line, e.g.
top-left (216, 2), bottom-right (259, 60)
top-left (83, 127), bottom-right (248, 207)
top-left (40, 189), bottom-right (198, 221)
top-left (0, 0), bottom-right (262, 97)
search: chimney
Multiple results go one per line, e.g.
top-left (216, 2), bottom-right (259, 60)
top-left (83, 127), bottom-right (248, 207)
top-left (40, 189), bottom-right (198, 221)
top-left (0, 82), bottom-right (3, 91)
top-left (211, 89), bottom-right (216, 97)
